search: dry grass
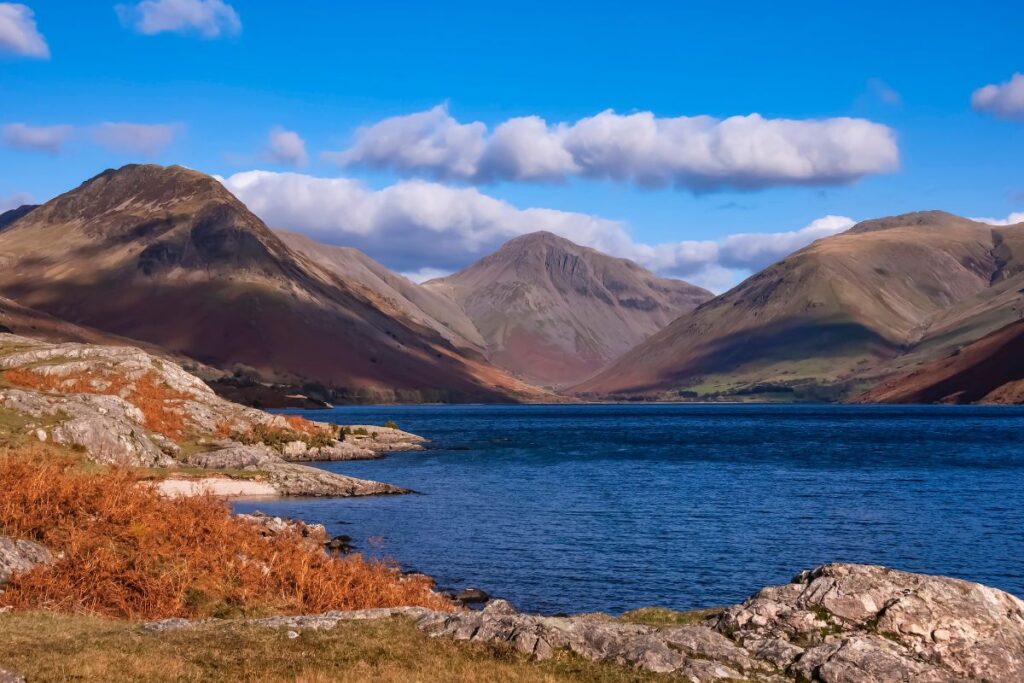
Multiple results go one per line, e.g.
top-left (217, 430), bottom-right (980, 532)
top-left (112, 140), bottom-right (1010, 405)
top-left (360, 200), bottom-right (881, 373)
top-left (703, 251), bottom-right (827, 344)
top-left (0, 447), bottom-right (452, 619)
top-left (0, 611), bottom-right (678, 683)
top-left (3, 368), bottom-right (192, 441)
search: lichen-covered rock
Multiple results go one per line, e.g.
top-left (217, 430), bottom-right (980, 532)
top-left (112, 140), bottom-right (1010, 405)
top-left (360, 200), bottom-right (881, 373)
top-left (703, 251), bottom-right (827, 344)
top-left (0, 334), bottom-right (420, 497)
top-left (0, 536), bottom-right (53, 588)
top-left (416, 599), bottom-right (764, 680)
top-left (187, 443), bottom-right (279, 469)
top-left (262, 462), bottom-right (408, 497)
top-left (280, 440), bottom-right (378, 462)
top-left (715, 563), bottom-right (1024, 682)
top-left (345, 425), bottom-right (426, 453)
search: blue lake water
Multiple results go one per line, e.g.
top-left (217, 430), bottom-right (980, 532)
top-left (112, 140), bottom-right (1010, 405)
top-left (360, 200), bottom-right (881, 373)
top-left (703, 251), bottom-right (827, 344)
top-left (233, 404), bottom-right (1024, 615)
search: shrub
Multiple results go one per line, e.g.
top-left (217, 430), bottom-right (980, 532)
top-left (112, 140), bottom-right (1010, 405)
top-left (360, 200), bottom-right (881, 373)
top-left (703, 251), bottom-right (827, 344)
top-left (232, 418), bottom-right (339, 452)
top-left (0, 448), bottom-right (453, 619)
top-left (383, 420), bottom-right (400, 430)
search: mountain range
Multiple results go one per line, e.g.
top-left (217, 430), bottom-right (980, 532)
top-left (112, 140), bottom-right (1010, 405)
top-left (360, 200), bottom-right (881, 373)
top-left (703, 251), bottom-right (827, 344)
top-left (576, 211), bottom-right (1024, 401)
top-left (0, 165), bottom-right (543, 403)
top-left (1, 164), bottom-right (1022, 405)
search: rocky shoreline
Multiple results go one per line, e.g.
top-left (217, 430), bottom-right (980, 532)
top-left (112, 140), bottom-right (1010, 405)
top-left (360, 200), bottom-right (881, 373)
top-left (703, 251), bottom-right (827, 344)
top-left (137, 562), bottom-right (1024, 682)
top-left (0, 334), bottom-right (424, 497)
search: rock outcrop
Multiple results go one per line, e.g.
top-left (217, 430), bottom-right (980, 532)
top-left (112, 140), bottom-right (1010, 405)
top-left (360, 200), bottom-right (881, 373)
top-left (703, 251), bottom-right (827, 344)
top-left (149, 563), bottom-right (1023, 682)
top-left (0, 537), bottom-right (53, 589)
top-left (0, 334), bottom-right (414, 497)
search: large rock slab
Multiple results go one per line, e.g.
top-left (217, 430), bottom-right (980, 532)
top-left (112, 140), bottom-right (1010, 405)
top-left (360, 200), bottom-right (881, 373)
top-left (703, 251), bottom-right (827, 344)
top-left (716, 562), bottom-right (1024, 681)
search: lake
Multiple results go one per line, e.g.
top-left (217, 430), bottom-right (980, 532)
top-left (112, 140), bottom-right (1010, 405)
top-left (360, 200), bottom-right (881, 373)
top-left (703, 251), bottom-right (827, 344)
top-left (233, 404), bottom-right (1024, 615)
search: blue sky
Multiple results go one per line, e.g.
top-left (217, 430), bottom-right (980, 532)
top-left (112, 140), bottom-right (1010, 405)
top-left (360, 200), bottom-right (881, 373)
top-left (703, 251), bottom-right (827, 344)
top-left (1, 0), bottom-right (1022, 289)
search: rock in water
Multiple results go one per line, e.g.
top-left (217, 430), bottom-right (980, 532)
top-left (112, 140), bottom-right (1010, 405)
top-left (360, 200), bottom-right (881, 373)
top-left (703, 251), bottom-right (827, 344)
top-left (455, 588), bottom-right (491, 604)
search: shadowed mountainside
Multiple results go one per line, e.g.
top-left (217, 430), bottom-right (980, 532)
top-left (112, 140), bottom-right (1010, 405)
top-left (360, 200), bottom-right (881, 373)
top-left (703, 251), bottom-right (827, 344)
top-left (426, 231), bottom-right (711, 386)
top-left (0, 164), bottom-right (546, 403)
top-left (0, 205), bottom-right (38, 231)
top-left (856, 317), bottom-right (1024, 404)
top-left (576, 211), bottom-right (1024, 401)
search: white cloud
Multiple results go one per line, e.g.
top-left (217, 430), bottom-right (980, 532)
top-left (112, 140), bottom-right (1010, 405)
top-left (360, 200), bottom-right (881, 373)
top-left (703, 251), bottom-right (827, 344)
top-left (973, 212), bottom-right (1024, 226)
top-left (219, 170), bottom-right (853, 291)
top-left (329, 104), bottom-right (899, 191)
top-left (324, 105), bottom-right (486, 180)
top-left (2, 123), bottom-right (73, 154)
top-left (401, 267), bottom-right (452, 284)
top-left (91, 122), bottom-right (179, 156)
top-left (972, 73), bottom-right (1024, 120)
top-left (116, 0), bottom-right (240, 38)
top-left (266, 127), bottom-right (308, 167)
top-left (0, 3), bottom-right (48, 58)
top-left (0, 191), bottom-right (33, 213)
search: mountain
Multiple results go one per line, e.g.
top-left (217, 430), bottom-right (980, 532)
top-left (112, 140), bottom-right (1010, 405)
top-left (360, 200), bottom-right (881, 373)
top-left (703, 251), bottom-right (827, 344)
top-left (424, 231), bottom-right (712, 386)
top-left (0, 164), bottom-right (545, 403)
top-left (855, 318), bottom-right (1024, 404)
top-left (576, 211), bottom-right (1024, 400)
top-left (0, 204), bottom-right (37, 230)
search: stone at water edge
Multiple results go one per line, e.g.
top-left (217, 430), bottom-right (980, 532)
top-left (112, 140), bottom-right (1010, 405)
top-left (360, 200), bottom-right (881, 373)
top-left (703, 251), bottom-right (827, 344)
top-left (455, 588), bottom-right (491, 604)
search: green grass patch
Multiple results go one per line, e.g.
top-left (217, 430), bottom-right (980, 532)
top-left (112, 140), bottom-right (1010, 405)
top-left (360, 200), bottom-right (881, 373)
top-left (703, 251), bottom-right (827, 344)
top-left (617, 606), bottom-right (724, 627)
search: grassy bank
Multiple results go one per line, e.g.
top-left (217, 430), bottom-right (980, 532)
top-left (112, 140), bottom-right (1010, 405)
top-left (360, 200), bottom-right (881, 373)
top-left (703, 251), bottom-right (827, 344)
top-left (0, 612), bottom-right (681, 683)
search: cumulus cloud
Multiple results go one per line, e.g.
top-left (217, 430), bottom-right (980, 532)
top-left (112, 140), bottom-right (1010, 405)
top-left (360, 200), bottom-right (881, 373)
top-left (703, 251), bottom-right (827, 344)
top-left (324, 106), bottom-right (486, 180)
top-left (2, 123), bottom-right (73, 154)
top-left (91, 122), bottom-right (179, 156)
top-left (0, 191), bottom-right (33, 213)
top-left (265, 127), bottom-right (308, 167)
top-left (973, 212), bottom-right (1024, 226)
top-left (0, 3), bottom-right (48, 58)
top-left (972, 74), bottom-right (1024, 120)
top-left (116, 0), bottom-right (240, 38)
top-left (219, 170), bottom-right (853, 291)
top-left (328, 104), bottom-right (899, 191)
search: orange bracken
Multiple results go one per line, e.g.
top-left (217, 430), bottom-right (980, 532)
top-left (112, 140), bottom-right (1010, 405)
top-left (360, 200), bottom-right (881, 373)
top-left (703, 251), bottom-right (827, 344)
top-left (0, 448), bottom-right (454, 619)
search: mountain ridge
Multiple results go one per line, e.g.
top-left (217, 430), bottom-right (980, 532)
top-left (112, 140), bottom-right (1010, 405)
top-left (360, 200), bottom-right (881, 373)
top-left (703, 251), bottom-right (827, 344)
top-left (575, 211), bottom-right (1024, 400)
top-left (0, 164), bottom-right (547, 403)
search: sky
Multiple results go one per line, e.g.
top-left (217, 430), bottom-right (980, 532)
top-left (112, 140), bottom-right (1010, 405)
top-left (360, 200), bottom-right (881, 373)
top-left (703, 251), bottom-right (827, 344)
top-left (1, 0), bottom-right (1022, 290)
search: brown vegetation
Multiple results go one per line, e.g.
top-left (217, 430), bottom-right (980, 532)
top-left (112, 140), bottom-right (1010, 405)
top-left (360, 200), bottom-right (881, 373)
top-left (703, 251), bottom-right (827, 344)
top-left (0, 611), bottom-right (669, 683)
top-left (4, 368), bottom-right (191, 441)
top-left (0, 447), bottom-right (452, 619)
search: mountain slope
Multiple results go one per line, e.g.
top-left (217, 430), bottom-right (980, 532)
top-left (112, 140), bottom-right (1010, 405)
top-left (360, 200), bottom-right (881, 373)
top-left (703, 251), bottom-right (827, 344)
top-left (0, 164), bottom-right (544, 402)
top-left (576, 211), bottom-right (1015, 399)
top-left (276, 230), bottom-right (487, 353)
top-left (0, 204), bottom-right (37, 230)
top-left (425, 231), bottom-right (712, 386)
top-left (855, 317), bottom-right (1024, 404)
